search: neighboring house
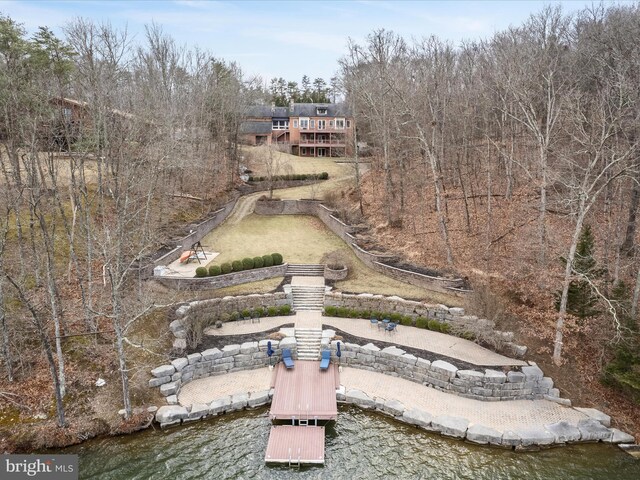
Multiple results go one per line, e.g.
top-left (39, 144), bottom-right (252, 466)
top-left (240, 102), bottom-right (354, 157)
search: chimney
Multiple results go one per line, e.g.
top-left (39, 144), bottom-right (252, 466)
top-left (289, 100), bottom-right (294, 113)
top-left (271, 102), bottom-right (275, 113)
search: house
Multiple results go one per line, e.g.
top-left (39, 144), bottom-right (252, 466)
top-left (240, 102), bottom-right (354, 157)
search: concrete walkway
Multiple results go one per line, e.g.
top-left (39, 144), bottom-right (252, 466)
top-left (204, 310), bottom-right (524, 367)
top-left (176, 366), bottom-right (599, 441)
top-left (339, 367), bottom-right (586, 431)
top-left (324, 316), bottom-right (525, 367)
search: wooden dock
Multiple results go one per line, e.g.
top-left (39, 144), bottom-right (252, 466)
top-left (265, 359), bottom-right (340, 466)
top-left (269, 361), bottom-right (339, 422)
top-left (264, 425), bottom-right (325, 466)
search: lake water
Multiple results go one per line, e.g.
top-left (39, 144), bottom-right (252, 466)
top-left (64, 406), bottom-right (639, 480)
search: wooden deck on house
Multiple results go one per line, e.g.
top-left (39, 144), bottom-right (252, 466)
top-left (264, 426), bottom-right (325, 465)
top-left (269, 361), bottom-right (339, 422)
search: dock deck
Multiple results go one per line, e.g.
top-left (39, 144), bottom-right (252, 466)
top-left (265, 425), bottom-right (325, 465)
top-left (269, 360), bottom-right (339, 422)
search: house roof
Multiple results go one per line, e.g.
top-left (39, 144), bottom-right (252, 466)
top-left (244, 103), bottom-right (351, 119)
top-left (291, 103), bottom-right (350, 117)
top-left (239, 121), bottom-right (272, 135)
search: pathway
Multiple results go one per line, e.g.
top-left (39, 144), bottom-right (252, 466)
top-left (203, 311), bottom-right (524, 367)
top-left (177, 366), bottom-right (590, 434)
top-left (324, 316), bottom-right (526, 367)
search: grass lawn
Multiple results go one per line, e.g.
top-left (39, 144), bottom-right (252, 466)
top-left (242, 145), bottom-right (353, 179)
top-left (201, 213), bottom-right (452, 302)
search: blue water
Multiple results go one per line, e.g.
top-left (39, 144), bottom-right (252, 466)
top-left (64, 406), bottom-right (639, 480)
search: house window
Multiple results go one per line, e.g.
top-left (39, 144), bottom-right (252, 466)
top-left (310, 119), bottom-right (315, 129)
top-left (316, 107), bottom-right (327, 115)
top-left (335, 118), bottom-right (345, 129)
top-left (329, 121), bottom-right (334, 127)
top-left (272, 119), bottom-right (289, 130)
top-left (299, 117), bottom-right (309, 129)
top-left (293, 120), bottom-right (298, 128)
top-left (346, 120), bottom-right (351, 128)
top-left (301, 147), bottom-right (307, 155)
top-left (62, 108), bottom-right (72, 120)
top-left (318, 120), bottom-right (326, 130)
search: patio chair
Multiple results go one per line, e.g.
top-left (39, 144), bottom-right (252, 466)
top-left (385, 322), bottom-right (397, 334)
top-left (282, 348), bottom-right (295, 369)
top-left (319, 350), bottom-right (331, 370)
top-left (370, 318), bottom-right (378, 329)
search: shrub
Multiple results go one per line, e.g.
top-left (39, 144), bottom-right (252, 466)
top-left (253, 307), bottom-right (265, 318)
top-left (253, 256), bottom-right (264, 268)
top-left (242, 257), bottom-right (254, 270)
top-left (461, 331), bottom-right (475, 341)
top-left (348, 309), bottom-right (360, 318)
top-left (400, 316), bottom-right (414, 326)
top-left (371, 311), bottom-right (382, 320)
top-left (390, 313), bottom-right (402, 323)
top-left (336, 307), bottom-right (349, 318)
top-left (427, 319), bottom-right (440, 331)
top-left (232, 260), bottom-right (244, 272)
top-left (195, 267), bottom-right (208, 278)
top-left (271, 253), bottom-right (283, 265)
top-left (209, 265), bottom-right (221, 276)
top-left (241, 309), bottom-right (251, 319)
top-left (439, 322), bottom-right (451, 334)
top-left (416, 317), bottom-right (429, 329)
top-left (263, 254), bottom-right (274, 267)
top-left (320, 171), bottom-right (329, 180)
top-left (324, 306), bottom-right (337, 316)
top-left (360, 310), bottom-right (371, 319)
top-left (221, 262), bottom-right (232, 274)
top-left (230, 311), bottom-right (240, 321)
top-left (267, 306), bottom-right (278, 317)
top-left (279, 305), bottom-right (291, 315)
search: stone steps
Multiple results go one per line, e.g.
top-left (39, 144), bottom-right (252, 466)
top-left (291, 285), bottom-right (325, 312)
top-left (295, 327), bottom-right (322, 360)
top-left (287, 264), bottom-right (324, 276)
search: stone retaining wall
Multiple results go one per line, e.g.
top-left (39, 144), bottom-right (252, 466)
top-left (254, 199), bottom-right (469, 295)
top-left (155, 264), bottom-right (288, 291)
top-left (169, 293), bottom-right (292, 352)
top-left (329, 341), bottom-right (552, 402)
top-left (150, 337), bottom-right (298, 405)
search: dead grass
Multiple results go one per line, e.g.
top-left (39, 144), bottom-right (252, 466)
top-left (201, 213), bottom-right (449, 302)
top-left (242, 145), bottom-right (351, 178)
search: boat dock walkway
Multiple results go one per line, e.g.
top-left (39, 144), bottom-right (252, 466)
top-left (265, 360), bottom-right (339, 466)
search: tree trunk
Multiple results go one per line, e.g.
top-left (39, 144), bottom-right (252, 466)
top-left (554, 200), bottom-right (587, 364)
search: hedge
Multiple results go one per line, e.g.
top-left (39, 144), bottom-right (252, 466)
top-left (194, 253), bottom-right (285, 277)
top-left (232, 260), bottom-right (244, 272)
top-left (322, 306), bottom-right (460, 337)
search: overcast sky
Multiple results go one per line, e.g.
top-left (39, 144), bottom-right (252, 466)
top-left (0, 0), bottom-right (632, 85)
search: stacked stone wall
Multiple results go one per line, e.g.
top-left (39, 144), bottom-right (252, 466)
top-left (169, 293), bottom-right (292, 351)
top-left (156, 264), bottom-right (288, 291)
top-left (330, 341), bottom-right (554, 402)
top-left (150, 337), bottom-right (298, 404)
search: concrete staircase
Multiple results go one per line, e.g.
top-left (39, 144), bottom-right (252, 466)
top-left (286, 264), bottom-right (324, 277)
top-left (291, 284), bottom-right (325, 311)
top-left (295, 328), bottom-right (322, 360)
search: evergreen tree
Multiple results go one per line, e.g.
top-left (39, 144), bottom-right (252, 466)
top-left (555, 224), bottom-right (601, 318)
